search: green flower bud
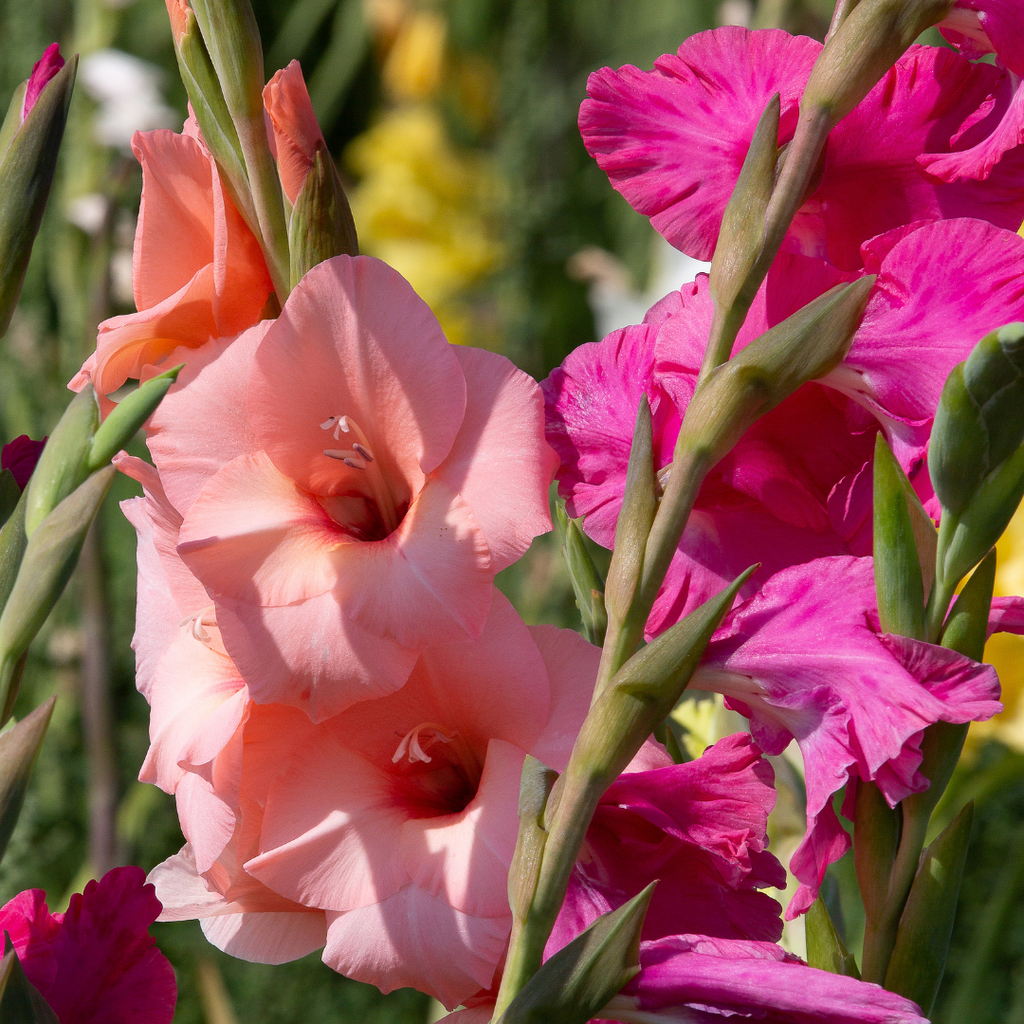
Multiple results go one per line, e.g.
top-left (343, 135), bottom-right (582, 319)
top-left (806, 896), bottom-right (860, 977)
top-left (555, 505), bottom-right (606, 646)
top-left (0, 57), bottom-right (76, 337)
top-left (0, 697), bottom-right (54, 863)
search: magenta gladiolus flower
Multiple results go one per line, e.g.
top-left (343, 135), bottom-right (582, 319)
top-left (549, 734), bottom-right (787, 953)
top-left (608, 935), bottom-right (928, 1024)
top-left (21, 44), bottom-right (64, 123)
top-left (1, 434), bottom-right (45, 490)
top-left (579, 28), bottom-right (1024, 270)
top-left (693, 556), bottom-right (1008, 917)
top-left (545, 219), bottom-right (1024, 626)
top-left (141, 254), bottom-right (557, 722)
top-left (0, 867), bottom-right (176, 1024)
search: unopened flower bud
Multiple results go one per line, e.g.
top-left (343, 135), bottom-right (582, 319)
top-left (0, 49), bottom-right (76, 336)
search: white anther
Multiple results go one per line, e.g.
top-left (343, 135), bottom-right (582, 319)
top-left (323, 449), bottom-right (367, 469)
top-left (352, 443), bottom-right (374, 463)
top-left (320, 416), bottom-right (337, 430)
top-left (392, 723), bottom-right (455, 765)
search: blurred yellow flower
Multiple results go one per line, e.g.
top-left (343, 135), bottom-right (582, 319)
top-left (973, 501), bottom-right (1024, 750)
top-left (383, 9), bottom-right (447, 102)
top-left (346, 104), bottom-right (503, 345)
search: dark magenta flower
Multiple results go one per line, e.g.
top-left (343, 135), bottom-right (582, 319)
top-left (0, 866), bottom-right (176, 1024)
top-left (1, 434), bottom-right (46, 490)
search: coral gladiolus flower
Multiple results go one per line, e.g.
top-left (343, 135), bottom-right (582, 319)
top-left (694, 556), bottom-right (1009, 917)
top-left (72, 118), bottom-right (273, 397)
top-left (151, 594), bottom-right (597, 1008)
top-left (579, 28), bottom-right (1024, 270)
top-left (145, 254), bottom-right (556, 721)
top-left (0, 867), bottom-right (177, 1024)
top-left (263, 61), bottom-right (328, 204)
top-left (550, 734), bottom-right (786, 952)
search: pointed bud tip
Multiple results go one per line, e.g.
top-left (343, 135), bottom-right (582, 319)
top-left (21, 44), bottom-right (64, 123)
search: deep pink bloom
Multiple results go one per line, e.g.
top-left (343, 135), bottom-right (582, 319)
top-left (693, 556), bottom-right (1007, 917)
top-left (143, 254), bottom-right (557, 721)
top-left (22, 44), bottom-right (64, 123)
top-left (579, 28), bottom-right (1024, 270)
top-left (0, 867), bottom-right (176, 1024)
top-left (1, 434), bottom-right (45, 490)
top-left (549, 734), bottom-right (786, 954)
top-left (610, 935), bottom-right (928, 1024)
top-left (545, 219), bottom-right (1024, 626)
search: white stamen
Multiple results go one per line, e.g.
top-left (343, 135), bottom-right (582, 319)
top-left (392, 723), bottom-right (455, 765)
top-left (320, 416), bottom-right (338, 430)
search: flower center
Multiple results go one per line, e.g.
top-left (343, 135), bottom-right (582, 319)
top-left (390, 721), bottom-right (484, 818)
top-left (320, 414), bottom-right (401, 535)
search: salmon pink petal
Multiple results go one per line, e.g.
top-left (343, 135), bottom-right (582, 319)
top-left (247, 741), bottom-right (409, 912)
top-left (131, 129), bottom-right (219, 311)
top-left (140, 629), bottom-right (245, 793)
top-left (176, 769), bottom-right (239, 875)
top-left (249, 255), bottom-right (465, 498)
top-left (89, 267), bottom-right (219, 395)
top-left (45, 867), bottom-right (177, 1024)
top-left (179, 451), bottom-right (343, 605)
top-left (400, 738), bottom-right (524, 919)
top-left (263, 61), bottom-right (324, 204)
top-left (201, 910), bottom-right (328, 965)
top-left (215, 593), bottom-right (419, 722)
top-left (526, 624), bottom-right (598, 770)
top-left (579, 28), bottom-right (817, 260)
top-left (150, 847), bottom-right (326, 964)
top-left (323, 891), bottom-right (509, 1008)
top-left (331, 477), bottom-right (492, 647)
top-left (433, 346), bottom-right (558, 571)
top-left (145, 324), bottom-right (268, 516)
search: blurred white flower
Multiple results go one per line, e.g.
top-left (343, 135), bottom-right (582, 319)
top-left (66, 193), bottom-right (110, 235)
top-left (80, 49), bottom-right (177, 149)
top-left (568, 234), bottom-right (711, 339)
top-left (717, 0), bottom-right (754, 27)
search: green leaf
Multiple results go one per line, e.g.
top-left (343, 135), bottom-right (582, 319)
top-left (0, 934), bottom-right (60, 1023)
top-left (0, 494), bottom-right (27, 617)
top-left (0, 698), bottom-right (54, 863)
top-left (0, 471), bottom-right (21, 530)
top-left (885, 802), bottom-right (974, 1017)
top-left (805, 896), bottom-right (860, 977)
top-left (872, 433), bottom-right (925, 639)
top-left (87, 364), bottom-right (183, 472)
top-left (0, 58), bottom-right (76, 338)
top-left (0, 467), bottom-right (115, 724)
top-left (494, 885), bottom-right (654, 1024)
top-left (24, 386), bottom-right (99, 538)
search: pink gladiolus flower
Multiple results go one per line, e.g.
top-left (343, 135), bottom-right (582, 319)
top-left (22, 44), bottom-right (64, 123)
top-left (549, 734), bottom-right (787, 954)
top-left (545, 219), bottom-right (1024, 625)
top-left (0, 867), bottom-right (177, 1024)
top-left (1, 434), bottom-right (46, 490)
top-left (693, 555), bottom-right (1008, 917)
top-left (71, 117), bottom-right (273, 397)
top-left (264, 61), bottom-right (326, 204)
top-left (144, 254), bottom-right (556, 721)
top-left (151, 594), bottom-right (597, 1008)
top-left (579, 28), bottom-right (1024, 270)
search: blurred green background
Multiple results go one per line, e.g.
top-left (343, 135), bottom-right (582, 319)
top-left (2, 0), bottom-right (1023, 1019)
